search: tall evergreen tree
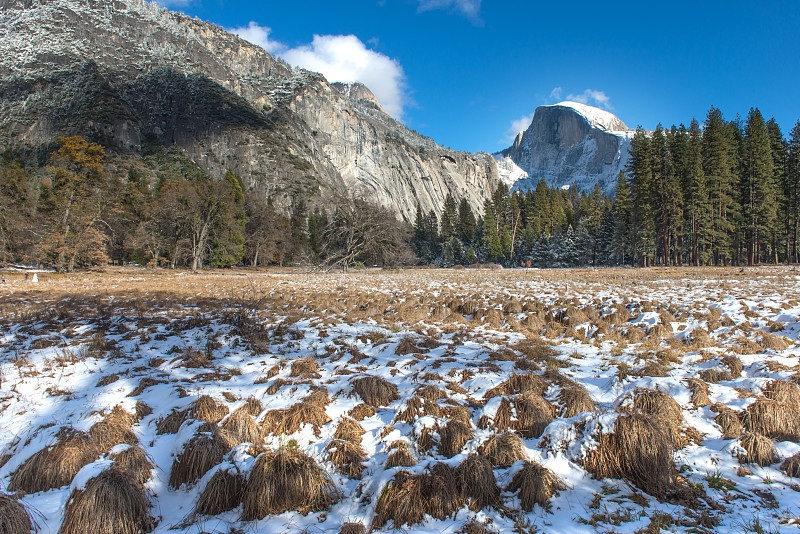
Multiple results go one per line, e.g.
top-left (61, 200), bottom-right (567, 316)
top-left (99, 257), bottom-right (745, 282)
top-left (743, 108), bottom-right (776, 263)
top-left (458, 197), bottom-right (477, 244)
top-left (788, 121), bottom-right (800, 262)
top-left (703, 106), bottom-right (737, 264)
top-left (627, 127), bottom-right (656, 265)
top-left (440, 193), bottom-right (458, 241)
top-left (686, 119), bottom-right (712, 265)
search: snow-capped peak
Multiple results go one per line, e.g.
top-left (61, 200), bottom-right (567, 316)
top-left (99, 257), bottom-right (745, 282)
top-left (545, 101), bottom-right (629, 132)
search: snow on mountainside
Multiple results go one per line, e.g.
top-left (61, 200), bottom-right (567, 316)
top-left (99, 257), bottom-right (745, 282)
top-left (495, 101), bottom-right (632, 196)
top-left (0, 0), bottom-right (500, 222)
top-left (547, 101), bottom-right (629, 132)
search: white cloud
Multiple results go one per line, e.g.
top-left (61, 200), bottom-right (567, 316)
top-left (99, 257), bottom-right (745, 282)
top-left (504, 113), bottom-right (534, 143)
top-left (418, 0), bottom-right (482, 22)
top-left (229, 24), bottom-right (407, 119)
top-left (283, 35), bottom-right (407, 118)
top-left (549, 87), bottom-right (563, 101)
top-left (229, 21), bottom-right (284, 55)
top-left (565, 89), bottom-right (612, 110)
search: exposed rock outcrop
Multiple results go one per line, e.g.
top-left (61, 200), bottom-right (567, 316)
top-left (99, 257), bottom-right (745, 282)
top-left (496, 102), bottom-right (632, 195)
top-left (0, 0), bottom-right (499, 220)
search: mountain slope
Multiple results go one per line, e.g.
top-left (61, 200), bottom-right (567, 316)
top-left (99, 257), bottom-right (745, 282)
top-left (496, 102), bottom-right (632, 195)
top-left (0, 0), bottom-right (499, 221)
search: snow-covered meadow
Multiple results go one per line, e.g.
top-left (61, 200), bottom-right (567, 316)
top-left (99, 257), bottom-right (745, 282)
top-left (1, 266), bottom-right (799, 534)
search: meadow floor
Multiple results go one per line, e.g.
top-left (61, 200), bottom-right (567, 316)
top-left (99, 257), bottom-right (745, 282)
top-left (1, 266), bottom-right (799, 533)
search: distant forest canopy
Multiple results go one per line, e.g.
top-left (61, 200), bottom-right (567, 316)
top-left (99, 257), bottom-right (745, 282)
top-left (413, 105), bottom-right (800, 268)
top-left (1, 105), bottom-right (798, 270)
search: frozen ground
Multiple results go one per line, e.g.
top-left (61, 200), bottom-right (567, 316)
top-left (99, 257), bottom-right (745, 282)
top-left (0, 266), bottom-right (799, 533)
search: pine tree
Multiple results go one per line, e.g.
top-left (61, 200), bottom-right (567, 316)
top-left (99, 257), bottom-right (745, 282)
top-left (611, 170), bottom-right (631, 264)
top-left (743, 108), bottom-right (776, 263)
top-left (788, 121), bottom-right (800, 262)
top-left (703, 106), bottom-right (737, 264)
top-left (440, 193), bottom-right (458, 241)
top-left (686, 119), bottom-right (712, 265)
top-left (766, 118), bottom-right (788, 262)
top-left (458, 197), bottom-right (477, 245)
top-left (627, 127), bottom-right (656, 265)
top-left (483, 202), bottom-right (502, 262)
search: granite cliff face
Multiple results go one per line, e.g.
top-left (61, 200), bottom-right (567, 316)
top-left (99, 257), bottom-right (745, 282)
top-left (0, 0), bottom-right (499, 221)
top-left (496, 102), bottom-right (632, 195)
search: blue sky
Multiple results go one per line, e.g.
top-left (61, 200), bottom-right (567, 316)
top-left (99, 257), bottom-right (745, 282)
top-left (162, 0), bottom-right (800, 153)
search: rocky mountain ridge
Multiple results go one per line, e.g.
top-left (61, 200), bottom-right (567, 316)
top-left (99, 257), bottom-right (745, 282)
top-left (0, 0), bottom-right (499, 221)
top-left (496, 102), bottom-right (632, 195)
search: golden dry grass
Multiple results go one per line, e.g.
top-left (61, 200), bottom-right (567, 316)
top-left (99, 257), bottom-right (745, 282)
top-left (0, 493), bottom-right (33, 534)
top-left (241, 448), bottom-right (339, 520)
top-left (477, 433), bottom-right (526, 467)
top-left (194, 469), bottom-right (246, 516)
top-left (58, 468), bottom-right (153, 534)
top-left (506, 461), bottom-right (566, 511)
top-left (9, 428), bottom-right (99, 494)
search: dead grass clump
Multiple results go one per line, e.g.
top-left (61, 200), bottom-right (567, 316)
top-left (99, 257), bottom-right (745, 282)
top-left (485, 372), bottom-right (547, 399)
top-left (683, 327), bottom-right (710, 348)
top-left (477, 433), bottom-right (526, 467)
top-left (9, 428), bottom-right (99, 493)
top-left (241, 448), bottom-right (339, 520)
top-left (351, 375), bottom-right (400, 407)
top-left (415, 385), bottom-right (448, 401)
top-left (194, 468), bottom-right (246, 516)
top-left (348, 403), bottom-right (375, 420)
top-left (506, 461), bottom-right (566, 511)
top-left (737, 432), bottom-right (779, 466)
top-left (733, 336), bottom-right (762, 355)
top-left (385, 445), bottom-right (416, 469)
top-left (0, 493), bottom-right (33, 534)
top-left (456, 453), bottom-right (500, 509)
top-left (395, 337), bottom-right (421, 355)
top-left (156, 408), bottom-right (189, 435)
top-left (759, 332), bottom-right (788, 351)
top-left (243, 397), bottom-right (263, 416)
top-left (699, 368), bottom-right (733, 383)
top-left (458, 520), bottom-right (498, 534)
top-left (290, 357), bottom-right (320, 378)
top-left (628, 388), bottom-right (684, 447)
top-left (584, 414), bottom-right (675, 496)
top-left (685, 378), bottom-right (711, 408)
top-left (89, 420), bottom-right (137, 453)
top-left (740, 398), bottom-right (800, 441)
top-left (781, 453), bottom-right (800, 477)
top-left (714, 409), bottom-right (744, 439)
top-left (372, 465), bottom-right (463, 529)
top-left (635, 361), bottom-right (670, 377)
top-left (168, 431), bottom-right (231, 489)
top-left (457, 299), bottom-right (481, 316)
top-left (722, 354), bottom-right (743, 377)
top-left (442, 403), bottom-right (472, 425)
top-left (220, 406), bottom-right (263, 445)
top-left (339, 522), bottom-right (367, 534)
top-left (97, 374), bottom-right (120, 387)
top-left (134, 401), bottom-right (152, 421)
top-left (261, 401), bottom-right (331, 437)
top-left (127, 377), bottom-right (165, 397)
top-left (763, 380), bottom-right (800, 408)
top-left (557, 385), bottom-right (596, 417)
top-left (439, 420), bottom-right (474, 458)
top-left (394, 396), bottom-right (442, 424)
top-left (513, 393), bottom-right (554, 438)
top-left (325, 439), bottom-right (366, 479)
top-left (333, 417), bottom-right (366, 444)
top-left (58, 468), bottom-right (153, 534)
top-left (109, 446), bottom-right (154, 485)
top-left (190, 395), bottom-right (229, 424)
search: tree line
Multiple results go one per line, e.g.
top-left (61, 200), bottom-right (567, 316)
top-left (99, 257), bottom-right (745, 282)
top-left (0, 136), bottom-right (412, 271)
top-left (2, 104), bottom-right (798, 271)
top-left (414, 107), bottom-right (800, 268)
